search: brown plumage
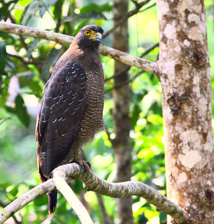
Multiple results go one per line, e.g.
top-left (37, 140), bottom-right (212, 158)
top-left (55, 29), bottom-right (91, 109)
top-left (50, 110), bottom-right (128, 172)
top-left (36, 25), bottom-right (104, 214)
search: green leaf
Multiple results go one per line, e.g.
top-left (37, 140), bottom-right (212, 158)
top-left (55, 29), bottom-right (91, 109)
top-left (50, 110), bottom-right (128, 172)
top-left (0, 32), bottom-right (16, 45)
top-left (39, 0), bottom-right (58, 17)
top-left (0, 117), bottom-right (11, 125)
top-left (41, 48), bottom-right (62, 82)
top-left (80, 3), bottom-right (112, 14)
top-left (141, 89), bottom-right (159, 115)
top-left (159, 212), bottom-right (167, 223)
top-left (138, 148), bottom-right (154, 159)
top-left (21, 1), bottom-right (39, 26)
top-left (131, 104), bottom-right (141, 128)
top-left (28, 78), bottom-right (43, 99)
top-left (53, 0), bottom-right (64, 32)
top-left (26, 38), bottom-right (40, 59)
top-left (0, 0), bottom-right (18, 20)
top-left (0, 75), bottom-right (10, 107)
top-left (14, 94), bottom-right (30, 127)
top-left (62, 11), bottom-right (107, 22)
top-left (7, 185), bottom-right (18, 197)
top-left (5, 55), bottom-right (15, 73)
top-left (0, 42), bottom-right (7, 75)
top-left (18, 71), bottom-right (36, 88)
top-left (33, 194), bottom-right (47, 207)
top-left (147, 114), bottom-right (163, 125)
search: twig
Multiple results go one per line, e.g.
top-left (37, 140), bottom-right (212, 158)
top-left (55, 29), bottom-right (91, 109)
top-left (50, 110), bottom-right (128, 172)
top-left (53, 168), bottom-right (93, 224)
top-left (96, 193), bottom-right (112, 224)
top-left (104, 43), bottom-right (159, 82)
top-left (140, 42), bottom-right (159, 58)
top-left (103, 0), bottom-right (151, 38)
top-left (104, 66), bottom-right (130, 82)
top-left (104, 43), bottom-right (159, 91)
top-left (103, 123), bottom-right (115, 146)
top-left (80, 190), bottom-right (89, 211)
top-left (7, 53), bottom-right (43, 66)
top-left (139, 2), bottom-right (156, 13)
top-left (0, 22), bottom-right (158, 75)
top-left (105, 70), bottom-right (144, 92)
top-left (0, 163), bottom-right (188, 224)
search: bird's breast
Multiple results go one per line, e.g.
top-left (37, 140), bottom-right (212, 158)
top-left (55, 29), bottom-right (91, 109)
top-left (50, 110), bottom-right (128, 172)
top-left (75, 66), bottom-right (104, 148)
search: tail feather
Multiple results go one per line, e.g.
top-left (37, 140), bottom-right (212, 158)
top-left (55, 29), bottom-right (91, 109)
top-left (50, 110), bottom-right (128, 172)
top-left (38, 166), bottom-right (58, 214)
top-left (48, 189), bottom-right (58, 214)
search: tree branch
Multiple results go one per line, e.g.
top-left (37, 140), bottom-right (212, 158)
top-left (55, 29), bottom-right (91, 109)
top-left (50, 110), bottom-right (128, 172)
top-left (0, 163), bottom-right (188, 224)
top-left (7, 53), bottom-right (43, 66)
top-left (0, 200), bottom-right (22, 224)
top-left (103, 0), bottom-right (151, 38)
top-left (53, 166), bottom-right (93, 224)
top-left (0, 22), bottom-right (158, 75)
top-left (0, 179), bottom-right (55, 223)
top-left (96, 193), bottom-right (112, 224)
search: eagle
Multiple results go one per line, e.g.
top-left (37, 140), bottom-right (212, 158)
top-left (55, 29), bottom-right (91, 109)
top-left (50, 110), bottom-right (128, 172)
top-left (36, 25), bottom-right (104, 214)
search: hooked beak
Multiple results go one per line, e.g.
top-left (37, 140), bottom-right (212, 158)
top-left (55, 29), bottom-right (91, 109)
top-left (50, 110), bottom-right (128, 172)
top-left (95, 33), bottom-right (102, 42)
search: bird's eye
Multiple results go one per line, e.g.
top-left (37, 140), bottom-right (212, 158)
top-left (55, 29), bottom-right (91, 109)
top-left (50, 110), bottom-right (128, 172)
top-left (84, 30), bottom-right (91, 36)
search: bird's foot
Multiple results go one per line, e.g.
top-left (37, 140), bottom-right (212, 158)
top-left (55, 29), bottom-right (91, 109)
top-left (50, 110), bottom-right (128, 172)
top-left (71, 160), bottom-right (91, 173)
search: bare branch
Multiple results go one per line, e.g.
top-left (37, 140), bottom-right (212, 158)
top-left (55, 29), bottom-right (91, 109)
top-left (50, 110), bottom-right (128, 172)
top-left (96, 193), bottom-right (112, 224)
top-left (104, 42), bottom-right (159, 83)
top-left (0, 21), bottom-right (73, 45)
top-left (0, 179), bottom-right (55, 223)
top-left (139, 2), bottom-right (156, 13)
top-left (140, 42), bottom-right (159, 58)
top-left (99, 44), bottom-right (157, 74)
top-left (7, 53), bottom-right (43, 66)
top-left (8, 14), bottom-right (28, 50)
top-left (103, 0), bottom-right (151, 38)
top-left (0, 22), bottom-right (158, 75)
top-left (0, 163), bottom-right (188, 224)
top-left (53, 166), bottom-right (93, 224)
top-left (0, 200), bottom-right (22, 224)
top-left (105, 70), bottom-right (144, 92)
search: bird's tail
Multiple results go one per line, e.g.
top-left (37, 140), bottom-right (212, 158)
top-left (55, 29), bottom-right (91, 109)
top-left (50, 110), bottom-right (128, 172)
top-left (48, 189), bottom-right (58, 214)
top-left (38, 166), bottom-right (58, 214)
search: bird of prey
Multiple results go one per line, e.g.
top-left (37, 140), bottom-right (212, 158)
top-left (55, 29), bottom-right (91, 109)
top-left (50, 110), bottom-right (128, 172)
top-left (36, 25), bottom-right (104, 214)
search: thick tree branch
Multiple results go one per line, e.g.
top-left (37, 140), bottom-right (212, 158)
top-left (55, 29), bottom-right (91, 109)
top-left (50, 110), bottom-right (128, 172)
top-left (0, 179), bottom-right (55, 223)
top-left (0, 22), bottom-right (158, 75)
top-left (0, 200), bottom-right (22, 224)
top-left (53, 166), bottom-right (93, 224)
top-left (0, 163), bottom-right (188, 224)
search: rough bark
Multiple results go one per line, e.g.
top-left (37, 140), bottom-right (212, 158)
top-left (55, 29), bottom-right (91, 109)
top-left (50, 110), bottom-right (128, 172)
top-left (157, 0), bottom-right (214, 223)
top-left (112, 0), bottom-right (133, 223)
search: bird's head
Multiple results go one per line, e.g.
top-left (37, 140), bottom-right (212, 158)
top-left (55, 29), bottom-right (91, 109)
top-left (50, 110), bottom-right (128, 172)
top-left (72, 25), bottom-right (104, 50)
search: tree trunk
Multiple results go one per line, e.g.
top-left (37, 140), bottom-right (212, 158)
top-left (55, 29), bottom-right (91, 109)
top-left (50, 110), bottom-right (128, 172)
top-left (157, 0), bottom-right (214, 223)
top-left (112, 0), bottom-right (133, 223)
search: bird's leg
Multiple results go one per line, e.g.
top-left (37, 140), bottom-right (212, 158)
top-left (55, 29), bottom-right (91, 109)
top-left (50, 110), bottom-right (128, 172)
top-left (74, 160), bottom-right (91, 173)
top-left (71, 149), bottom-right (91, 173)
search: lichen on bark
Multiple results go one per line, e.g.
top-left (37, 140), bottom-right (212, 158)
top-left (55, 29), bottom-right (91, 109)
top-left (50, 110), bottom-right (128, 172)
top-left (157, 0), bottom-right (214, 222)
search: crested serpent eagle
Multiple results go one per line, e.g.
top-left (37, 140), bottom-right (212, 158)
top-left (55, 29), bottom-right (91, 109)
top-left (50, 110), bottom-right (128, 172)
top-left (36, 25), bottom-right (104, 214)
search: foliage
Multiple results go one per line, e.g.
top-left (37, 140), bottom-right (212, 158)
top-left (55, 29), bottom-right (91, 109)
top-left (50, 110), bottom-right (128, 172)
top-left (0, 0), bottom-right (213, 223)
